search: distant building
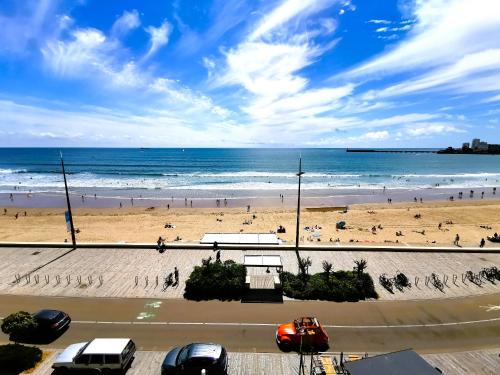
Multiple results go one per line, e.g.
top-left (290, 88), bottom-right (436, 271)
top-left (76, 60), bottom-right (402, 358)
top-left (437, 138), bottom-right (500, 154)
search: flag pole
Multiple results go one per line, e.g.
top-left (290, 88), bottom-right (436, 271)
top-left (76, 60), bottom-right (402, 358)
top-left (61, 152), bottom-right (76, 248)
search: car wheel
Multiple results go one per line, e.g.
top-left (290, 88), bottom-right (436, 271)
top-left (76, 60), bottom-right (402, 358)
top-left (279, 340), bottom-right (293, 352)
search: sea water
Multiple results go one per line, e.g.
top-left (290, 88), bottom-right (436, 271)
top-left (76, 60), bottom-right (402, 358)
top-left (0, 148), bottom-right (499, 196)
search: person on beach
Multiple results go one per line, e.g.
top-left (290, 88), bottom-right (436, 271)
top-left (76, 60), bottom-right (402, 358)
top-left (3, 208), bottom-right (6, 215)
top-left (454, 234), bottom-right (460, 246)
top-left (224, 198), bottom-right (227, 207)
top-left (190, 200), bottom-right (193, 207)
top-left (131, 197), bottom-right (134, 206)
top-left (420, 198), bottom-right (423, 203)
top-left (438, 222), bottom-right (442, 230)
top-left (94, 193), bottom-right (97, 199)
top-left (119, 202), bottom-right (122, 208)
top-left (247, 204), bottom-right (250, 212)
top-left (167, 204), bottom-right (170, 210)
top-left (9, 193), bottom-right (13, 201)
top-left (185, 198), bottom-right (187, 206)
top-left (481, 192), bottom-right (484, 199)
top-left (480, 238), bottom-right (485, 248)
top-left (494, 187), bottom-right (497, 195)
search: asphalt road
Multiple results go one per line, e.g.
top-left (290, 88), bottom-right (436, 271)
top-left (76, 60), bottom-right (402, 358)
top-left (1, 294), bottom-right (499, 353)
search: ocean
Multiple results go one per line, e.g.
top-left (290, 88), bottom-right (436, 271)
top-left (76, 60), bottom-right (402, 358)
top-left (1, 148), bottom-right (499, 206)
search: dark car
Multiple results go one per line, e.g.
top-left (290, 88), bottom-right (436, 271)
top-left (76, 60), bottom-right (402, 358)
top-left (162, 343), bottom-right (228, 375)
top-left (33, 309), bottom-right (71, 335)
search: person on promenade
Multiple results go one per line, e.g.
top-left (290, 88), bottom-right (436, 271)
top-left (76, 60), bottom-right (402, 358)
top-left (216, 250), bottom-right (221, 263)
top-left (174, 267), bottom-right (179, 286)
top-left (157, 236), bottom-right (166, 251)
top-left (454, 234), bottom-right (460, 246)
top-left (480, 238), bottom-right (485, 248)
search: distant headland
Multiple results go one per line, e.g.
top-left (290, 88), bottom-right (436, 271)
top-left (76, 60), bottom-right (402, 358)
top-left (437, 138), bottom-right (500, 154)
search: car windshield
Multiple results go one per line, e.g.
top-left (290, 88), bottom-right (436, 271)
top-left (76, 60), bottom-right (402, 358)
top-left (177, 346), bottom-right (190, 365)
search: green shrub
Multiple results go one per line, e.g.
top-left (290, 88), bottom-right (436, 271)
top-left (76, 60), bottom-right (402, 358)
top-left (0, 343), bottom-right (42, 372)
top-left (184, 259), bottom-right (247, 300)
top-left (281, 270), bottom-right (378, 301)
top-left (1, 311), bottom-right (38, 342)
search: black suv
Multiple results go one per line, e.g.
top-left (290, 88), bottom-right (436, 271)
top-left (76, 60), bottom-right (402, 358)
top-left (161, 343), bottom-right (228, 375)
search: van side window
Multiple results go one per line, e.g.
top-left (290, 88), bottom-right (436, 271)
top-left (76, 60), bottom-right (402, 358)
top-left (89, 354), bottom-right (104, 364)
top-left (75, 354), bottom-right (90, 364)
top-left (105, 354), bottom-right (120, 364)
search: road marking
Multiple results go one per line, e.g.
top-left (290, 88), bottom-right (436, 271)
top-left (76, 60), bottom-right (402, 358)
top-left (480, 304), bottom-right (500, 312)
top-left (71, 317), bottom-right (500, 329)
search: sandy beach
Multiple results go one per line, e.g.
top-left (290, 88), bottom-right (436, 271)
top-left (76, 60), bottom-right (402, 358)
top-left (1, 199), bottom-right (499, 246)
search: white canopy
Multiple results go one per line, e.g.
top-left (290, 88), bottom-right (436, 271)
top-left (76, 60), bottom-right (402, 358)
top-left (244, 255), bottom-right (282, 268)
top-left (200, 233), bottom-right (280, 245)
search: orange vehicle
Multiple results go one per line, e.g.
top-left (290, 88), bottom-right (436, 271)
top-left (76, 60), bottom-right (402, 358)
top-left (275, 317), bottom-right (329, 352)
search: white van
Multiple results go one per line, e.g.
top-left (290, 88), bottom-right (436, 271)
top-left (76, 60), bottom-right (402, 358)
top-left (52, 338), bottom-right (136, 374)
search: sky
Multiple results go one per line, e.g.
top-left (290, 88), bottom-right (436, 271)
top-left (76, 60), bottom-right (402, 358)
top-left (0, 0), bottom-right (500, 148)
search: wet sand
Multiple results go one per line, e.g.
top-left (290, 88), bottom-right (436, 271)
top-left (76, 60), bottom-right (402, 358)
top-left (1, 199), bottom-right (499, 246)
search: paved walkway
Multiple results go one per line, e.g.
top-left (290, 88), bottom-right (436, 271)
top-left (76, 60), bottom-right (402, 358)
top-left (27, 349), bottom-right (500, 375)
top-left (1, 247), bottom-right (499, 300)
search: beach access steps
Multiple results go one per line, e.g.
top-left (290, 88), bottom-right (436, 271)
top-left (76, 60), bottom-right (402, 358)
top-left (245, 275), bottom-right (280, 289)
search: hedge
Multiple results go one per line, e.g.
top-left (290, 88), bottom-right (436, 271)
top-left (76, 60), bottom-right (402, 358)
top-left (281, 270), bottom-right (378, 301)
top-left (184, 259), bottom-right (247, 300)
top-left (0, 343), bottom-right (42, 373)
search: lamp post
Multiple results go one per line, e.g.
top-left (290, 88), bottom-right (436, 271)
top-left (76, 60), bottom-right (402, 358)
top-left (295, 157), bottom-right (304, 249)
top-left (61, 153), bottom-right (76, 248)
top-left (295, 157), bottom-right (305, 274)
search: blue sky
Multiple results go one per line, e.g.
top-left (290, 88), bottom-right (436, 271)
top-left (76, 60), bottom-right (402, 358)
top-left (0, 0), bottom-right (499, 147)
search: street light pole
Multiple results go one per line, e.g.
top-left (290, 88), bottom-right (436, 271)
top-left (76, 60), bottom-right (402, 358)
top-left (295, 157), bottom-right (304, 249)
top-left (61, 153), bottom-right (76, 248)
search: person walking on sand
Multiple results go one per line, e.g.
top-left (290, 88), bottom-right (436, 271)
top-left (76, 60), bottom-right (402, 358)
top-left (190, 200), bottom-right (193, 207)
top-left (493, 187), bottom-right (497, 195)
top-left (454, 234), bottom-right (460, 246)
top-left (3, 208), bottom-right (6, 215)
top-left (119, 202), bottom-right (122, 208)
top-left (185, 198), bottom-right (187, 206)
top-left (481, 192), bottom-right (484, 199)
top-left (131, 197), bottom-right (134, 206)
top-left (224, 198), bottom-right (227, 207)
top-left (480, 238), bottom-right (485, 248)
top-left (9, 193), bottom-right (13, 201)
top-left (247, 204), bottom-right (250, 212)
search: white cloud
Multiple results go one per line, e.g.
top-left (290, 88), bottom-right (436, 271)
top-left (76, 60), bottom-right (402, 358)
top-left (367, 19), bottom-right (392, 25)
top-left (485, 93), bottom-right (500, 103)
top-left (366, 49), bottom-right (500, 98)
top-left (405, 123), bottom-right (465, 137)
top-left (353, 130), bottom-right (390, 141)
top-left (143, 20), bottom-right (172, 60)
top-left (345, 0), bottom-right (500, 78)
top-left (111, 10), bottom-right (140, 38)
top-left (248, 0), bottom-right (338, 42)
top-left (375, 27), bottom-right (389, 33)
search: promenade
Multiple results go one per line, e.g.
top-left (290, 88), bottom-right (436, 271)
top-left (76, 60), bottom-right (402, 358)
top-left (1, 246), bottom-right (499, 300)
